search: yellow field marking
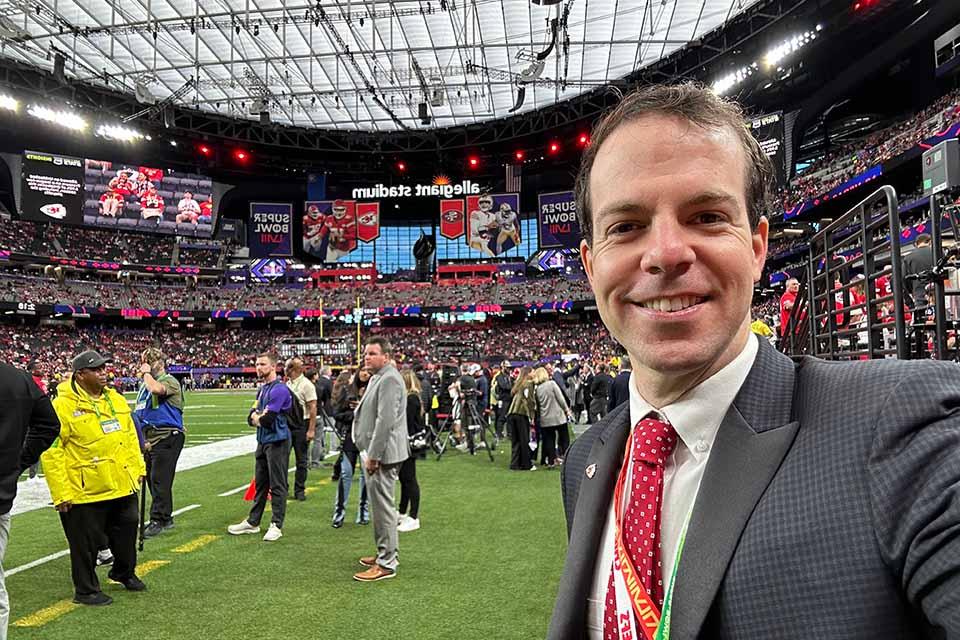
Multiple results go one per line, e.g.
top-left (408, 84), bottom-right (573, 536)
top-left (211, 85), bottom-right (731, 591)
top-left (173, 534), bottom-right (220, 554)
top-left (12, 600), bottom-right (78, 628)
top-left (318, 479), bottom-right (331, 486)
top-left (15, 560), bottom-right (171, 628)
top-left (132, 559), bottom-right (170, 576)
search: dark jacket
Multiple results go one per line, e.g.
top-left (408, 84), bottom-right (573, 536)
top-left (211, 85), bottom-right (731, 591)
top-left (549, 336), bottom-right (960, 639)
top-left (406, 393), bottom-right (426, 436)
top-left (315, 375), bottom-right (333, 417)
top-left (902, 244), bottom-right (934, 305)
top-left (333, 388), bottom-right (360, 454)
top-left (589, 373), bottom-right (614, 402)
top-left (1, 364), bottom-right (60, 514)
top-left (607, 370), bottom-right (631, 413)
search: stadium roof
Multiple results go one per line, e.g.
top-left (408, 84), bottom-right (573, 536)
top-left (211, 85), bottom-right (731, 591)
top-left (0, 0), bottom-right (760, 131)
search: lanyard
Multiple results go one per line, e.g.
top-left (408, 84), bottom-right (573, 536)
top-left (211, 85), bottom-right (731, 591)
top-left (79, 387), bottom-right (118, 423)
top-left (610, 431), bottom-right (690, 640)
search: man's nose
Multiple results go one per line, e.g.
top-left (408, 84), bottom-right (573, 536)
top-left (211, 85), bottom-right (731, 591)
top-left (638, 217), bottom-right (696, 276)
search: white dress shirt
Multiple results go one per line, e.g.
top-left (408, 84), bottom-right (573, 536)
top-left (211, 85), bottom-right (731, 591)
top-left (586, 334), bottom-right (759, 638)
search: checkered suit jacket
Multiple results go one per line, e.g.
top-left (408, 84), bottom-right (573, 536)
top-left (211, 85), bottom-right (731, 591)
top-left (547, 336), bottom-right (960, 639)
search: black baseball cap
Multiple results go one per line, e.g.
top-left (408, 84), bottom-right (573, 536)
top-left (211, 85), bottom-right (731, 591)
top-left (72, 350), bottom-right (111, 372)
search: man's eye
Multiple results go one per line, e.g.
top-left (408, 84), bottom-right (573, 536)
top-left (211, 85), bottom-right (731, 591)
top-left (694, 212), bottom-right (724, 224)
top-left (609, 222), bottom-right (641, 235)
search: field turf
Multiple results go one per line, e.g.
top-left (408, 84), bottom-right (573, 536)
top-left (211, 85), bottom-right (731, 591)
top-left (9, 390), bottom-right (569, 639)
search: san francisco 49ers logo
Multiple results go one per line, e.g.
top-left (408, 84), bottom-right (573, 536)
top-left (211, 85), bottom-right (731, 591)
top-left (443, 210), bottom-right (462, 223)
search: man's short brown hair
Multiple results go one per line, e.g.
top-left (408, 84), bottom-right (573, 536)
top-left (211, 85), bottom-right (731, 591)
top-left (575, 82), bottom-right (775, 245)
top-left (257, 351), bottom-right (279, 365)
top-left (365, 337), bottom-right (393, 356)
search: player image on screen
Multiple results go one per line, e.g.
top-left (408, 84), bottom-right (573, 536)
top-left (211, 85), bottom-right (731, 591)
top-left (468, 194), bottom-right (497, 257)
top-left (140, 186), bottom-right (165, 221)
top-left (495, 202), bottom-right (520, 255)
top-left (321, 199), bottom-right (357, 261)
top-left (98, 190), bottom-right (124, 218)
top-left (303, 204), bottom-right (326, 256)
top-left (176, 191), bottom-right (202, 223)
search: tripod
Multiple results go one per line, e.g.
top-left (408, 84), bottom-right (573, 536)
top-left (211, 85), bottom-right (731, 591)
top-left (433, 394), bottom-right (495, 462)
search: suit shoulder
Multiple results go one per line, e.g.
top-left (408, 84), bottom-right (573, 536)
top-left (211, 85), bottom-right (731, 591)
top-left (796, 356), bottom-right (959, 392)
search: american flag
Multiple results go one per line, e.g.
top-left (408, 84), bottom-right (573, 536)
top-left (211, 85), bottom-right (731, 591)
top-left (505, 163), bottom-right (522, 193)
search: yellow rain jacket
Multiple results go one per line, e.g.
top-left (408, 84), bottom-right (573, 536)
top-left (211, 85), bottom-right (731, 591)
top-left (41, 378), bottom-right (146, 506)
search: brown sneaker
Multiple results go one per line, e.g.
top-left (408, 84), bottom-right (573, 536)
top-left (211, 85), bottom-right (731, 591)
top-left (358, 556), bottom-right (377, 567)
top-left (353, 565), bottom-right (396, 582)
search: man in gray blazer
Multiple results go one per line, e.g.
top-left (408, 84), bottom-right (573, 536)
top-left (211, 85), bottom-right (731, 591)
top-left (549, 82), bottom-right (960, 638)
top-left (351, 337), bottom-right (410, 582)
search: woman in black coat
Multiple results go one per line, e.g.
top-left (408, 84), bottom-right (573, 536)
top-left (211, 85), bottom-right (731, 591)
top-left (398, 369), bottom-right (425, 532)
top-left (331, 369), bottom-right (370, 528)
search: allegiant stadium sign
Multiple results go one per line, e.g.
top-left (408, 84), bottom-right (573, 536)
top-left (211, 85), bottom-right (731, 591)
top-left (350, 180), bottom-right (482, 199)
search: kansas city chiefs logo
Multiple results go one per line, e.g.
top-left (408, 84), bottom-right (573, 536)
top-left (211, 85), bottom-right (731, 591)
top-left (358, 213), bottom-right (377, 225)
top-left (443, 211), bottom-right (462, 222)
top-left (40, 203), bottom-right (67, 219)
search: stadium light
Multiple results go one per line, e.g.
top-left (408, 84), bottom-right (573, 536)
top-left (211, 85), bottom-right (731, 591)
top-left (233, 148), bottom-right (249, 162)
top-left (396, 161), bottom-right (406, 172)
top-left (712, 62), bottom-right (759, 96)
top-left (467, 155), bottom-right (480, 168)
top-left (763, 27), bottom-right (820, 68)
top-left (27, 104), bottom-right (87, 131)
top-left (198, 144), bottom-right (213, 156)
top-left (548, 141), bottom-right (560, 154)
top-left (577, 133), bottom-right (590, 147)
top-left (0, 94), bottom-right (18, 112)
top-left (515, 150), bottom-right (525, 161)
top-left (96, 124), bottom-right (145, 143)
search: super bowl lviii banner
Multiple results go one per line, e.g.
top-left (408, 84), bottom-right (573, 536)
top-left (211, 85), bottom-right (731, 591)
top-left (248, 202), bottom-right (293, 257)
top-left (538, 190), bottom-right (579, 249)
top-left (439, 199), bottom-right (465, 239)
top-left (465, 193), bottom-right (520, 257)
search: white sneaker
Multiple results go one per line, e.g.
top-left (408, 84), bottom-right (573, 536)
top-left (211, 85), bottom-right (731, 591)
top-left (96, 549), bottom-right (114, 566)
top-left (227, 520), bottom-right (260, 535)
top-left (262, 523), bottom-right (283, 542)
top-left (397, 517), bottom-right (420, 533)
top-left (397, 514), bottom-right (409, 527)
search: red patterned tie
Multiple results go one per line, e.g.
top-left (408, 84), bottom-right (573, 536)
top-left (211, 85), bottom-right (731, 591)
top-left (603, 415), bottom-right (679, 639)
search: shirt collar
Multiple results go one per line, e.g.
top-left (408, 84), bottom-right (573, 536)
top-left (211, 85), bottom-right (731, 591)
top-left (628, 333), bottom-right (759, 462)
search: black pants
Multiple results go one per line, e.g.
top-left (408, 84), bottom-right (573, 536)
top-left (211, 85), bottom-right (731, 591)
top-left (59, 494), bottom-right (139, 596)
top-left (508, 414), bottom-right (532, 470)
top-left (398, 457), bottom-right (420, 519)
top-left (589, 398), bottom-right (608, 424)
top-left (248, 439), bottom-right (291, 528)
top-left (540, 425), bottom-right (560, 466)
top-left (557, 423), bottom-right (570, 458)
top-left (147, 430), bottom-right (185, 525)
top-left (494, 403), bottom-right (508, 438)
top-left (290, 429), bottom-right (310, 497)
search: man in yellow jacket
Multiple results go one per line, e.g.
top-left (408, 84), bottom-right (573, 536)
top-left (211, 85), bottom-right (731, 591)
top-left (41, 350), bottom-right (147, 606)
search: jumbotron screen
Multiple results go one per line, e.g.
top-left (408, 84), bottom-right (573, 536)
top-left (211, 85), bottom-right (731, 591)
top-left (19, 150), bottom-right (220, 237)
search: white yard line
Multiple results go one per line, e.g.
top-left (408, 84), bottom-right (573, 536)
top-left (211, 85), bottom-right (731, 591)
top-left (218, 484), bottom-right (250, 497)
top-left (12, 435), bottom-right (259, 516)
top-left (6, 550), bottom-right (71, 577)
top-left (171, 504), bottom-right (201, 517)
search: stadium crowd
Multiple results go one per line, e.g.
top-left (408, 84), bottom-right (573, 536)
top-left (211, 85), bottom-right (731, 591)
top-left (781, 88), bottom-right (960, 211)
top-left (0, 320), bottom-right (618, 382)
top-left (0, 219), bottom-right (233, 267)
top-left (0, 272), bottom-right (596, 310)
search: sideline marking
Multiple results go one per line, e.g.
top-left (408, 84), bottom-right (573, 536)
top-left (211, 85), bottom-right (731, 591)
top-left (219, 484), bottom-right (250, 497)
top-left (173, 534), bottom-right (220, 554)
top-left (171, 504), bottom-right (201, 517)
top-left (12, 599), bottom-right (78, 628)
top-left (7, 549), bottom-right (69, 577)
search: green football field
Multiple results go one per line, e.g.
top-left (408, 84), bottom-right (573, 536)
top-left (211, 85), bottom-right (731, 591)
top-left (9, 391), bottom-right (569, 639)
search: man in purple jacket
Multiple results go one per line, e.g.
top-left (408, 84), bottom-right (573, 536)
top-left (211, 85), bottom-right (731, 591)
top-left (227, 352), bottom-right (292, 543)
